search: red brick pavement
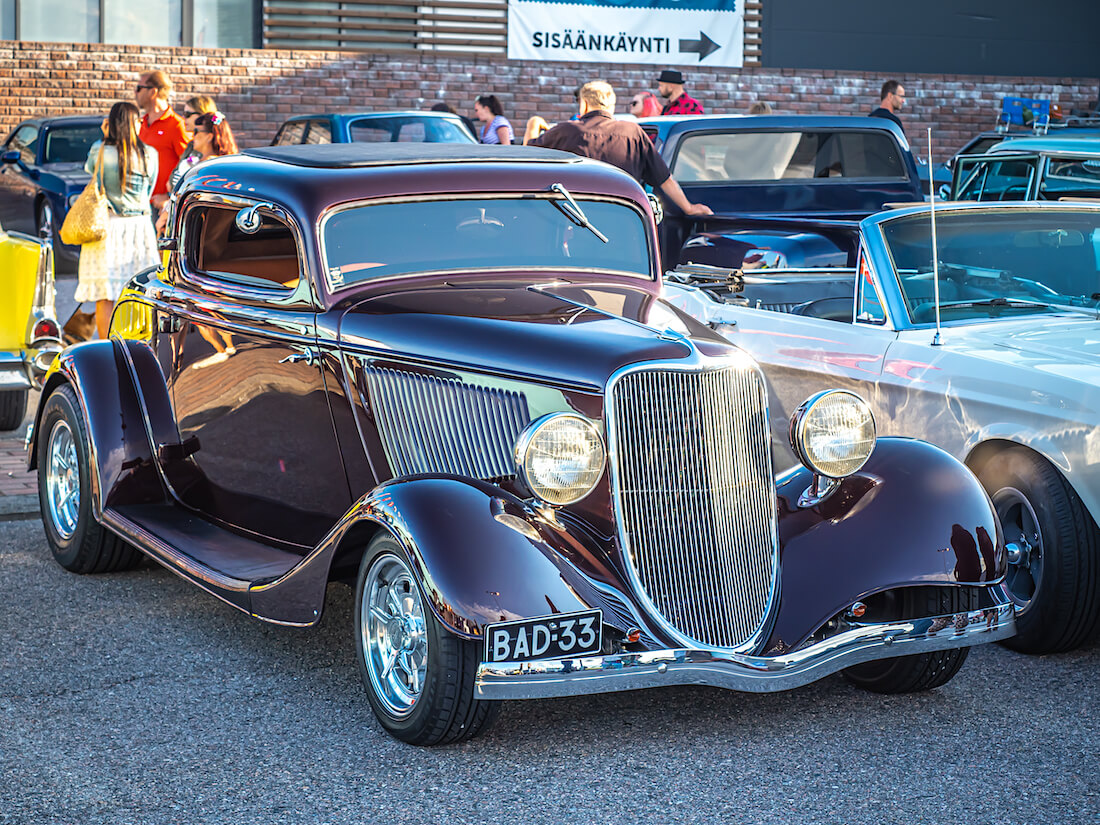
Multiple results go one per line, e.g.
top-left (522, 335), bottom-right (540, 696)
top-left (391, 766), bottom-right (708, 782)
top-left (0, 433), bottom-right (35, 497)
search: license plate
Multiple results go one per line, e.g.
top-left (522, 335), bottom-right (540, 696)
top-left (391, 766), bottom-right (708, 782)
top-left (484, 609), bottom-right (602, 663)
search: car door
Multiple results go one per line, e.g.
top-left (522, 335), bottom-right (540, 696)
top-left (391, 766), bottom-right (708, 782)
top-left (0, 123), bottom-right (40, 233)
top-left (163, 196), bottom-right (351, 549)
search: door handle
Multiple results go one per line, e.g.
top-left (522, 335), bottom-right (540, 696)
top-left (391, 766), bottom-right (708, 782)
top-left (279, 347), bottom-right (320, 367)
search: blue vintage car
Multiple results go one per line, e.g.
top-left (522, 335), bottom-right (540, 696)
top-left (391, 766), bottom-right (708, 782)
top-left (0, 115), bottom-right (102, 272)
top-left (271, 110), bottom-right (477, 146)
top-left (638, 115), bottom-right (925, 272)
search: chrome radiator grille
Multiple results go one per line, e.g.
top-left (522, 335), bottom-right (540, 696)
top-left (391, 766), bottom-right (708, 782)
top-left (364, 365), bottom-right (530, 481)
top-left (608, 362), bottom-right (778, 649)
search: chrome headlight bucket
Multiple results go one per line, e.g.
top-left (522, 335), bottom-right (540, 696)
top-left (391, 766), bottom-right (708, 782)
top-left (514, 413), bottom-right (606, 506)
top-left (789, 390), bottom-right (876, 480)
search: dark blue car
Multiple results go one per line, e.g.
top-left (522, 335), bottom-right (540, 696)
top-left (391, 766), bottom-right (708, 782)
top-left (638, 114), bottom-right (925, 272)
top-left (0, 115), bottom-right (102, 272)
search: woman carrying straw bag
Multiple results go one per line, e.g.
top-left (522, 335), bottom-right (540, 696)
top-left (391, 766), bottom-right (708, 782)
top-left (75, 101), bottom-right (159, 340)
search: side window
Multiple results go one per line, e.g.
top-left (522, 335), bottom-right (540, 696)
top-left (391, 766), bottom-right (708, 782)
top-left (9, 124), bottom-right (39, 164)
top-left (183, 203), bottom-right (301, 291)
top-left (273, 121), bottom-right (306, 146)
top-left (855, 250), bottom-right (887, 325)
top-left (303, 120), bottom-right (332, 144)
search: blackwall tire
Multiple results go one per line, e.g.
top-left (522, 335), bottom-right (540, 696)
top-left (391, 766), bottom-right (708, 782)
top-left (979, 447), bottom-right (1100, 653)
top-left (36, 383), bottom-right (140, 574)
top-left (842, 587), bottom-right (972, 694)
top-left (0, 389), bottom-right (27, 431)
top-left (354, 533), bottom-right (499, 745)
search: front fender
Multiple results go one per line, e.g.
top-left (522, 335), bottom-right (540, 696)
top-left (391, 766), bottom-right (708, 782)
top-left (767, 437), bottom-right (1005, 650)
top-left (351, 477), bottom-right (637, 640)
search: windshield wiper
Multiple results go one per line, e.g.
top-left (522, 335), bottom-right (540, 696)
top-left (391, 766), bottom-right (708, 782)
top-left (548, 183), bottom-right (608, 244)
top-left (939, 297), bottom-right (1050, 310)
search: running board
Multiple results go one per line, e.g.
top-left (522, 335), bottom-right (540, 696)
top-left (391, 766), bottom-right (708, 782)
top-left (103, 502), bottom-right (305, 621)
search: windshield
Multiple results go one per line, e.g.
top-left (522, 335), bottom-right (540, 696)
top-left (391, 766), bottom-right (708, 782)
top-left (43, 125), bottom-right (101, 164)
top-left (672, 130), bottom-right (906, 183)
top-left (322, 196), bottom-right (652, 288)
top-left (880, 209), bottom-right (1100, 323)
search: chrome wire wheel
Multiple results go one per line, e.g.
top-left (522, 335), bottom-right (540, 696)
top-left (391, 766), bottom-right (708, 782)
top-left (994, 485), bottom-right (1043, 612)
top-left (360, 552), bottom-right (428, 719)
top-left (45, 419), bottom-right (80, 540)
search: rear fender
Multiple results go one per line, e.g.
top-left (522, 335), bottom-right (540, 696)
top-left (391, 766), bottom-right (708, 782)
top-left (29, 339), bottom-right (173, 514)
top-left (768, 437), bottom-right (1005, 650)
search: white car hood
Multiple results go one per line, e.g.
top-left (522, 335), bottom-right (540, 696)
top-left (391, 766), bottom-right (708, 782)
top-left (942, 313), bottom-right (1100, 380)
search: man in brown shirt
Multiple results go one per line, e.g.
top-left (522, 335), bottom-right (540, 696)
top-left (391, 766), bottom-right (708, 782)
top-left (532, 81), bottom-right (712, 217)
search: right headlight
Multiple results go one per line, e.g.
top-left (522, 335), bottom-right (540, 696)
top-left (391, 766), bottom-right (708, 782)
top-left (789, 390), bottom-right (876, 478)
top-left (514, 413), bottom-right (605, 506)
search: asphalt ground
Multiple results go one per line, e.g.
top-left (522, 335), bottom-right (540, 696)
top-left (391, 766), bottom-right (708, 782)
top-left (1, 518), bottom-right (1098, 825)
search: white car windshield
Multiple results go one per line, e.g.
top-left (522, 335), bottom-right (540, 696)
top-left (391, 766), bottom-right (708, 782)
top-left (880, 209), bottom-right (1100, 323)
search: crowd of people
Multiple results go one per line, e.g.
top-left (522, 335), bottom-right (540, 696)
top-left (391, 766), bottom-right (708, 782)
top-left (73, 64), bottom-right (905, 340)
top-left (74, 68), bottom-right (238, 339)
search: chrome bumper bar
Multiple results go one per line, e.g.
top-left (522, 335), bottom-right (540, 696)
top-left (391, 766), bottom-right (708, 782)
top-left (0, 343), bottom-right (62, 390)
top-left (475, 602), bottom-right (1015, 700)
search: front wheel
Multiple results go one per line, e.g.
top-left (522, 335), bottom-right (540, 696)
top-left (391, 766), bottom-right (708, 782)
top-left (37, 383), bottom-right (141, 573)
top-left (978, 447), bottom-right (1100, 653)
top-left (354, 533), bottom-right (499, 745)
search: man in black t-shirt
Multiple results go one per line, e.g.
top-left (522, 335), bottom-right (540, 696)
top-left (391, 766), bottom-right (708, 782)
top-left (870, 79), bottom-right (906, 135)
top-left (532, 80), bottom-right (711, 216)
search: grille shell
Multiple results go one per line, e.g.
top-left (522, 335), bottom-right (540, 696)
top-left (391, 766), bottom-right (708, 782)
top-left (606, 356), bottom-right (779, 651)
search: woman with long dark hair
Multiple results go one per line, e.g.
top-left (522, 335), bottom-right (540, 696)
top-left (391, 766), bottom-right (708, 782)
top-left (75, 101), bottom-right (159, 339)
top-left (473, 94), bottom-right (513, 145)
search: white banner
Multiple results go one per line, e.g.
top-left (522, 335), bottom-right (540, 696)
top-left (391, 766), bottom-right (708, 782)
top-left (508, 0), bottom-right (743, 68)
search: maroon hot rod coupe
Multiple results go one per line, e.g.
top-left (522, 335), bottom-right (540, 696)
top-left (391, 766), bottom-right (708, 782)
top-left (30, 144), bottom-right (1013, 745)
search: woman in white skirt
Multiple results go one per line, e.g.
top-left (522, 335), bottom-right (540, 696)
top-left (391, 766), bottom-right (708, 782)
top-left (76, 101), bottom-right (159, 340)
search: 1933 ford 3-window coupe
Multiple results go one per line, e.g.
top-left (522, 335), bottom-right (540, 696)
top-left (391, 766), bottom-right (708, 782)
top-left (30, 145), bottom-right (1013, 745)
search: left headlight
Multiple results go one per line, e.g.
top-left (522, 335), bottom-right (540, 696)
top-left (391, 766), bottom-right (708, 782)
top-left (68, 193), bottom-right (80, 208)
top-left (514, 413), bottom-right (606, 506)
top-left (789, 390), bottom-right (876, 478)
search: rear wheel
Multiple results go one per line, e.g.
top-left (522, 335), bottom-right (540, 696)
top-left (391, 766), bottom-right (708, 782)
top-left (843, 587), bottom-right (971, 694)
top-left (37, 384), bottom-right (140, 573)
top-left (354, 533), bottom-right (499, 745)
top-left (0, 389), bottom-right (27, 431)
top-left (978, 447), bottom-right (1100, 653)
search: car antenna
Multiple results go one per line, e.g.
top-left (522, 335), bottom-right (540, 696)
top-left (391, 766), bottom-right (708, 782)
top-left (928, 127), bottom-right (943, 346)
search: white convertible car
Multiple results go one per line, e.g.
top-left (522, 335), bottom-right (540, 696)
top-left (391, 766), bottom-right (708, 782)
top-left (664, 201), bottom-right (1100, 654)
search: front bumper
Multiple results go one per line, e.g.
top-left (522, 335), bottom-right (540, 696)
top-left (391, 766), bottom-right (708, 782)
top-left (475, 601), bottom-right (1015, 700)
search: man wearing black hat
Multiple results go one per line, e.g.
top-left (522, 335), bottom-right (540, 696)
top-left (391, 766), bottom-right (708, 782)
top-left (657, 69), bottom-right (705, 116)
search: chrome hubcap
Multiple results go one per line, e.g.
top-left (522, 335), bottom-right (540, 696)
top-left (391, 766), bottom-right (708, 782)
top-left (39, 201), bottom-right (53, 234)
top-left (993, 486), bottom-right (1043, 611)
top-left (46, 420), bottom-right (79, 539)
top-left (361, 552), bottom-right (428, 718)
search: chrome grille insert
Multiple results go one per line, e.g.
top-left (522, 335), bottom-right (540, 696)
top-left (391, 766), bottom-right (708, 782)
top-left (608, 359), bottom-right (778, 650)
top-left (364, 365), bottom-right (530, 481)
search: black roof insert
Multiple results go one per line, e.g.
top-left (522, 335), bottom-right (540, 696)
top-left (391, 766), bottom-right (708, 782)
top-left (244, 143), bottom-right (581, 169)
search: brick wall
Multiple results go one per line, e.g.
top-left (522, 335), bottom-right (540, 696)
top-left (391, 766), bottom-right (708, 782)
top-left (2, 40), bottom-right (1097, 164)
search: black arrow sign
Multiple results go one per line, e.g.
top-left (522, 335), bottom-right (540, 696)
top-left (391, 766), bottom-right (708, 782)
top-left (679, 31), bottom-right (720, 61)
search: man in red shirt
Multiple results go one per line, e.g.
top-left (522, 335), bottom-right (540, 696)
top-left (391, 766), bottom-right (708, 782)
top-left (136, 69), bottom-right (190, 212)
top-left (657, 69), bottom-right (705, 116)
